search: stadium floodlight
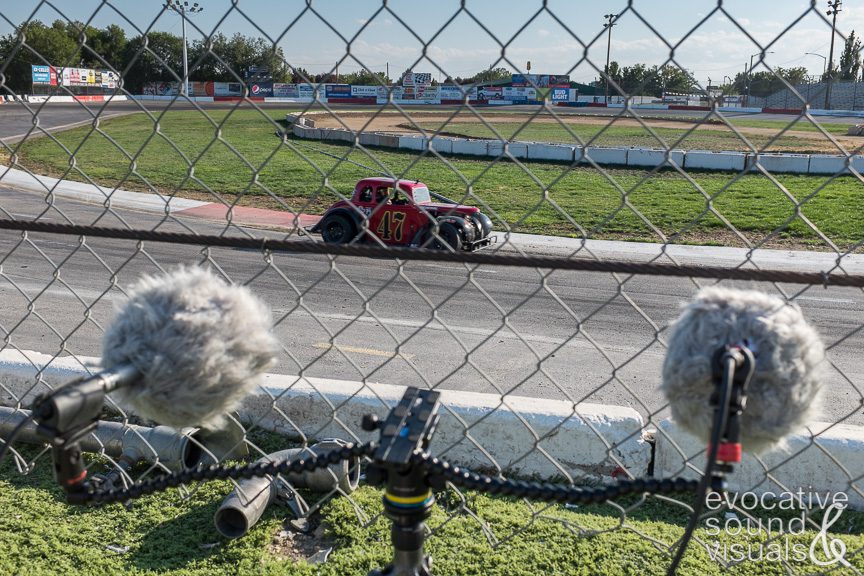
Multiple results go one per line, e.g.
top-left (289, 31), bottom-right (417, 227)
top-left (164, 0), bottom-right (204, 97)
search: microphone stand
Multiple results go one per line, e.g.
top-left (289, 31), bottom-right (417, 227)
top-left (30, 364), bottom-right (139, 503)
top-left (362, 387), bottom-right (441, 576)
top-left (667, 344), bottom-right (755, 575)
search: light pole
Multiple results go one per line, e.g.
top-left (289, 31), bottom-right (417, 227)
top-left (825, 0), bottom-right (842, 109)
top-left (603, 13), bottom-right (616, 104)
top-left (164, 0), bottom-right (203, 97)
top-left (806, 52), bottom-right (827, 75)
top-left (746, 51), bottom-right (773, 106)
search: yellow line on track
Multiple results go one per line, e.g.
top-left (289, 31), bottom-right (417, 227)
top-left (313, 342), bottom-right (415, 360)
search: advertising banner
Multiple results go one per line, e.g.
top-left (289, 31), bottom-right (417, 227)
top-left (439, 85), bottom-right (477, 100)
top-left (143, 82), bottom-right (178, 96)
top-left (550, 87), bottom-right (571, 102)
top-left (402, 72), bottom-right (432, 87)
top-left (376, 86), bottom-right (404, 103)
top-left (31, 65), bottom-right (54, 85)
top-left (298, 84), bottom-right (316, 99)
top-left (512, 74), bottom-right (570, 88)
top-left (503, 86), bottom-right (537, 101)
top-left (273, 83), bottom-right (299, 97)
top-left (100, 71), bottom-right (117, 89)
top-left (248, 82), bottom-right (273, 97)
top-left (414, 86), bottom-right (439, 102)
top-left (213, 82), bottom-right (243, 96)
top-left (86, 69), bottom-right (96, 85)
top-left (477, 86), bottom-right (504, 100)
top-left (351, 85), bottom-right (378, 97)
top-left (325, 84), bottom-right (351, 98)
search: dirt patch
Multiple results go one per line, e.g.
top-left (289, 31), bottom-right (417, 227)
top-left (267, 521), bottom-right (335, 564)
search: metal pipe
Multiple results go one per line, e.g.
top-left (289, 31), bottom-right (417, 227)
top-left (0, 406), bottom-right (202, 471)
top-left (214, 439), bottom-right (360, 539)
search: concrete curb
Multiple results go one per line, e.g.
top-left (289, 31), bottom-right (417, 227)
top-left (0, 349), bottom-right (649, 482)
top-left (0, 164), bottom-right (206, 213)
top-left (654, 418), bottom-right (864, 510)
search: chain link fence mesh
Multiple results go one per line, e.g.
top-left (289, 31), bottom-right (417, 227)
top-left (0, 1), bottom-right (863, 573)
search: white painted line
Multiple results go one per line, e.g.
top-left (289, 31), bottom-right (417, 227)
top-left (0, 112), bottom-right (135, 143)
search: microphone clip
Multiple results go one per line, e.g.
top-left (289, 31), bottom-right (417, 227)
top-left (707, 344), bottom-right (756, 492)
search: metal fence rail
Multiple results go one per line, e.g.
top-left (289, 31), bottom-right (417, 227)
top-left (0, 1), bottom-right (863, 574)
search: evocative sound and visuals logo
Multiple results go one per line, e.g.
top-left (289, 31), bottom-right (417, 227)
top-left (704, 488), bottom-right (850, 567)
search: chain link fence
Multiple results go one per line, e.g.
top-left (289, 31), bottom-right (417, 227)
top-left (1, 1), bottom-right (863, 574)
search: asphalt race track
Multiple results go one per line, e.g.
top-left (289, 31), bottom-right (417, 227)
top-left (0, 185), bottom-right (861, 426)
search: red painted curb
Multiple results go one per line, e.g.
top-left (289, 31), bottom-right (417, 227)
top-left (174, 203), bottom-right (321, 230)
top-left (762, 107), bottom-right (804, 114)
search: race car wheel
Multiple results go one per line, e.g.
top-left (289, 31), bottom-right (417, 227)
top-left (320, 214), bottom-right (354, 244)
top-left (430, 221), bottom-right (462, 251)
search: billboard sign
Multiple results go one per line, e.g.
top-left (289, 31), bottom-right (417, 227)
top-left (213, 82), bottom-right (243, 96)
top-left (503, 86), bottom-right (537, 101)
top-left (512, 74), bottom-right (570, 88)
top-left (550, 88), bottom-right (571, 102)
top-left (439, 85), bottom-right (477, 100)
top-left (298, 84), bottom-right (316, 99)
top-left (351, 85), bottom-right (378, 97)
top-left (325, 84), bottom-right (351, 97)
top-left (477, 86), bottom-right (504, 100)
top-left (273, 83), bottom-right (299, 97)
top-left (402, 72), bottom-right (432, 87)
top-left (31, 65), bottom-right (57, 85)
top-left (248, 82), bottom-right (273, 97)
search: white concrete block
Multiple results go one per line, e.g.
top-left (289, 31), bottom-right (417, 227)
top-left (399, 136), bottom-right (427, 151)
top-left (487, 141), bottom-right (505, 157)
top-left (358, 132), bottom-right (380, 146)
top-left (527, 143), bottom-right (575, 162)
top-left (247, 375), bottom-right (651, 482)
top-left (581, 147), bottom-right (628, 166)
top-left (654, 418), bottom-right (864, 510)
top-left (430, 137), bottom-right (453, 154)
top-left (850, 155), bottom-right (864, 174)
top-left (451, 139), bottom-right (489, 157)
top-left (747, 153), bottom-right (811, 174)
top-left (808, 155), bottom-right (849, 175)
top-left (626, 148), bottom-right (685, 169)
top-left (0, 349), bottom-right (100, 406)
top-left (505, 141), bottom-right (529, 159)
top-left (684, 150), bottom-right (746, 172)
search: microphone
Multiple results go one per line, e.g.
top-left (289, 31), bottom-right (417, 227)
top-left (99, 266), bottom-right (279, 429)
top-left (661, 286), bottom-right (825, 453)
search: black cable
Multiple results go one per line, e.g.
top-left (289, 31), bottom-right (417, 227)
top-left (77, 442), bottom-right (376, 505)
top-left (0, 411), bottom-right (37, 467)
top-left (413, 452), bottom-right (700, 504)
top-left (665, 354), bottom-right (736, 575)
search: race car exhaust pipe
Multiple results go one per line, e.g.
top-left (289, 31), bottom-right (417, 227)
top-left (0, 406), bottom-right (203, 471)
top-left (214, 439), bottom-right (360, 539)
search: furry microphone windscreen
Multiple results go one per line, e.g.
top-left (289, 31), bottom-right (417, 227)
top-left (661, 287), bottom-right (825, 453)
top-left (101, 267), bottom-right (278, 429)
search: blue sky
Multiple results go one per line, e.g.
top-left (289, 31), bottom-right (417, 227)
top-left (1, 1), bottom-right (860, 85)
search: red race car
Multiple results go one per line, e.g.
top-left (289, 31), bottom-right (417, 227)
top-left (310, 178), bottom-right (495, 251)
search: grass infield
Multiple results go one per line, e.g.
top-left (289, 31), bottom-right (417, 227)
top-left (2, 441), bottom-right (863, 575)
top-left (4, 109), bottom-right (863, 249)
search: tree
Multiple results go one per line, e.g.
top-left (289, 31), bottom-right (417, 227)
top-left (120, 32), bottom-right (184, 93)
top-left (0, 20), bottom-right (82, 92)
top-left (838, 30), bottom-right (862, 81)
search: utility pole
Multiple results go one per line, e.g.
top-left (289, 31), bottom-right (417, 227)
top-left (806, 52), bottom-right (827, 75)
top-left (746, 51), bottom-right (773, 107)
top-left (603, 13), bottom-right (616, 104)
top-left (386, 62), bottom-right (389, 85)
top-left (825, 0), bottom-right (842, 109)
top-left (164, 1), bottom-right (203, 98)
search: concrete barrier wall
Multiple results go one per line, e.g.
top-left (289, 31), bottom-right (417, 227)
top-left (654, 418), bottom-right (864, 510)
top-left (626, 148), bottom-right (685, 168)
top-left (684, 150), bottom-right (746, 171)
top-left (451, 139), bottom-right (490, 156)
top-left (747, 153), bottom-right (811, 174)
top-left (288, 116), bottom-right (864, 175)
top-left (580, 147), bottom-right (629, 166)
top-left (527, 143), bottom-right (575, 162)
top-left (808, 155), bottom-right (849, 174)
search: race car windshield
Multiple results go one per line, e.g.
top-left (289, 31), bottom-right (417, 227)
top-left (412, 186), bottom-right (431, 204)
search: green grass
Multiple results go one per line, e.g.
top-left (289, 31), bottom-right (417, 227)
top-left (3, 443), bottom-right (864, 575)
top-left (7, 109), bottom-right (864, 248)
